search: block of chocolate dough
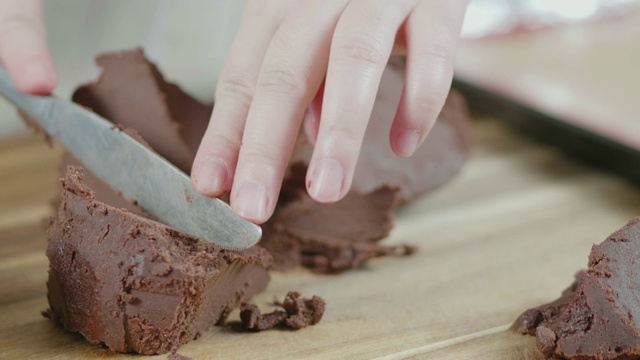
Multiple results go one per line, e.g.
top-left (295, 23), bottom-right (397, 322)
top-left (513, 217), bottom-right (640, 359)
top-left (44, 167), bottom-right (272, 355)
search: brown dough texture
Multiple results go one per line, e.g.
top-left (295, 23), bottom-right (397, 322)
top-left (64, 48), bottom-right (212, 212)
top-left (44, 167), bottom-right (271, 354)
top-left (72, 48), bottom-right (210, 173)
top-left (261, 186), bottom-right (415, 273)
top-left (240, 292), bottom-right (326, 331)
top-left (512, 217), bottom-right (640, 359)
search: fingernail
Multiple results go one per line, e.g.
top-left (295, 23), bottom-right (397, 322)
top-left (395, 129), bottom-right (421, 157)
top-left (308, 157), bottom-right (344, 202)
top-left (233, 180), bottom-right (268, 222)
top-left (192, 157), bottom-right (228, 195)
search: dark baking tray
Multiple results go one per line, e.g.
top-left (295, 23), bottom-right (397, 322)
top-left (452, 78), bottom-right (640, 186)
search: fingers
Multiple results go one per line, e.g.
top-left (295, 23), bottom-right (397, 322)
top-left (390, 0), bottom-right (468, 157)
top-left (0, 0), bottom-right (56, 95)
top-left (196, 0), bottom-right (468, 224)
top-left (191, 0), bottom-right (282, 197)
top-left (230, 1), bottom-right (349, 223)
top-left (306, 0), bottom-right (414, 203)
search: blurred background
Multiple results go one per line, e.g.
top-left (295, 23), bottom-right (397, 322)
top-left (458, 0), bottom-right (640, 151)
top-left (0, 0), bottom-right (639, 152)
top-left (0, 0), bottom-right (245, 137)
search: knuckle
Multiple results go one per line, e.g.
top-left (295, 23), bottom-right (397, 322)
top-left (413, 93), bottom-right (445, 119)
top-left (257, 66), bottom-right (308, 99)
top-left (0, 14), bottom-right (36, 38)
top-left (418, 42), bottom-right (455, 66)
top-left (198, 131), bottom-right (241, 160)
top-left (212, 131), bottom-right (241, 152)
top-left (215, 72), bottom-right (256, 106)
top-left (334, 31), bottom-right (387, 66)
top-left (241, 144), bottom-right (280, 167)
top-left (325, 122), bottom-right (363, 145)
top-left (352, 3), bottom-right (387, 29)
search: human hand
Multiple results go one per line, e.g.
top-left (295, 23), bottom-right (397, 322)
top-left (0, 0), bottom-right (56, 95)
top-left (192, 0), bottom-right (468, 224)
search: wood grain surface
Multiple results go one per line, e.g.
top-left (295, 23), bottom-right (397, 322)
top-left (2, 119), bottom-right (640, 359)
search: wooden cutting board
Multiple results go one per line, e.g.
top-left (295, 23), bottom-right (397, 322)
top-left (2, 118), bottom-right (640, 359)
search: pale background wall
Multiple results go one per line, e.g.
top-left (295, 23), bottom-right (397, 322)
top-left (0, 0), bottom-right (245, 137)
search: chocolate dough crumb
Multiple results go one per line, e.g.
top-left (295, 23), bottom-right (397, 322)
top-left (240, 292), bottom-right (325, 331)
top-left (512, 217), bottom-right (640, 359)
top-left (168, 350), bottom-right (193, 360)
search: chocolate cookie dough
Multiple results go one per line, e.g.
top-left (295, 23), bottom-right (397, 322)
top-left (44, 167), bottom-right (271, 354)
top-left (65, 48), bottom-right (212, 211)
top-left (512, 218), bottom-right (640, 359)
top-left (72, 48), bottom-right (210, 173)
top-left (261, 186), bottom-right (414, 273)
top-left (240, 292), bottom-right (325, 331)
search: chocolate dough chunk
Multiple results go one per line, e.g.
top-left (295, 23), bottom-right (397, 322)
top-left (512, 218), bottom-right (640, 359)
top-left (286, 62), bottom-right (472, 204)
top-left (62, 48), bottom-right (212, 213)
top-left (44, 167), bottom-right (271, 355)
top-left (72, 48), bottom-right (211, 172)
top-left (240, 292), bottom-right (325, 331)
top-left (261, 187), bottom-right (414, 273)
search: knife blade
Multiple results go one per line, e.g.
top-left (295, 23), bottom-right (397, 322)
top-left (0, 67), bottom-right (261, 250)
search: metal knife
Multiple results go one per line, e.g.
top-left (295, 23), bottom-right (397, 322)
top-left (0, 67), bottom-right (261, 250)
